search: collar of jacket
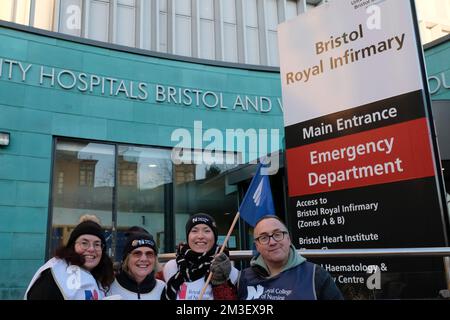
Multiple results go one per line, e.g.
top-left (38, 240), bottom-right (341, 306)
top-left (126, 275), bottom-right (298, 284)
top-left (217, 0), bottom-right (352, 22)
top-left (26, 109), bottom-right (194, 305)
top-left (250, 244), bottom-right (306, 278)
top-left (117, 270), bottom-right (157, 294)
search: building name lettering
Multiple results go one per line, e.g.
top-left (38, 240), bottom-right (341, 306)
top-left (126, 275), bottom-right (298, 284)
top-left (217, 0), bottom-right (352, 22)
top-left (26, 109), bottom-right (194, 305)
top-left (0, 57), bottom-right (280, 113)
top-left (428, 72), bottom-right (450, 95)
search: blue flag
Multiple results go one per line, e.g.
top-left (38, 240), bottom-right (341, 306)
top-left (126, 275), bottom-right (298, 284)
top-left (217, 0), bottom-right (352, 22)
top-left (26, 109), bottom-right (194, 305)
top-left (239, 163), bottom-right (275, 227)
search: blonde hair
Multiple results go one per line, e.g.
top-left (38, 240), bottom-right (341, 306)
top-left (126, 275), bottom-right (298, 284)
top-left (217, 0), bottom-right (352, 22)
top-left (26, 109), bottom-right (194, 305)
top-left (122, 253), bottom-right (160, 275)
top-left (78, 214), bottom-right (101, 225)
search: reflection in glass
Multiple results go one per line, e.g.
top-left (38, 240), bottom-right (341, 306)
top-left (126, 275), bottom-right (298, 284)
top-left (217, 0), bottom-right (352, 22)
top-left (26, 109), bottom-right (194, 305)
top-left (116, 146), bottom-right (172, 256)
top-left (51, 140), bottom-right (115, 255)
top-left (50, 140), bottom-right (242, 258)
top-left (174, 151), bottom-right (240, 250)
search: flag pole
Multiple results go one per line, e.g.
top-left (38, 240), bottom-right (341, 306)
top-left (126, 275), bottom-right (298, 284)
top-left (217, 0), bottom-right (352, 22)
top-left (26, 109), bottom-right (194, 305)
top-left (198, 211), bottom-right (241, 300)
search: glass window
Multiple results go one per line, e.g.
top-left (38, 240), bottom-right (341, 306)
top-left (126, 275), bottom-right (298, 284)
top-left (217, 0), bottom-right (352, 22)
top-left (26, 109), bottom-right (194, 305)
top-left (0, 0), bottom-right (14, 22)
top-left (89, 0), bottom-right (110, 42)
top-left (199, 0), bottom-right (215, 60)
top-left (173, 0), bottom-right (192, 56)
top-left (175, 15), bottom-right (192, 56)
top-left (15, 0), bottom-right (31, 25)
top-left (244, 0), bottom-right (258, 28)
top-left (159, 0), bottom-right (167, 12)
top-left (199, 0), bottom-right (214, 20)
top-left (79, 161), bottom-right (96, 186)
top-left (244, 0), bottom-right (259, 65)
top-left (118, 0), bottom-right (135, 5)
top-left (50, 140), bottom-right (115, 255)
top-left (116, 146), bottom-right (172, 257)
top-left (222, 0), bottom-right (236, 24)
top-left (431, 101), bottom-right (450, 160)
top-left (175, 0), bottom-right (190, 16)
top-left (443, 160), bottom-right (450, 193)
top-left (173, 152), bottom-right (239, 250)
top-left (200, 19), bottom-right (215, 59)
top-left (224, 23), bottom-right (238, 62)
top-left (436, 0), bottom-right (450, 20)
top-left (222, 0), bottom-right (237, 62)
top-left (56, 172), bottom-right (64, 195)
top-left (265, 0), bottom-right (278, 30)
top-left (140, 0), bottom-right (152, 50)
top-left (286, 0), bottom-right (298, 21)
top-left (246, 27), bottom-right (260, 65)
top-left (119, 161), bottom-right (137, 186)
top-left (159, 7), bottom-right (168, 52)
top-left (268, 30), bottom-right (279, 66)
top-left (33, 0), bottom-right (56, 30)
top-left (265, 0), bottom-right (279, 66)
top-left (50, 139), bottom-right (241, 257)
top-left (117, 2), bottom-right (136, 47)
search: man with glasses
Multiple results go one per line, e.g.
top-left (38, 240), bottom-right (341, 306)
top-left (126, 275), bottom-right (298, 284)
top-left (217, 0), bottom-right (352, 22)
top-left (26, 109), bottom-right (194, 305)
top-left (237, 215), bottom-right (343, 300)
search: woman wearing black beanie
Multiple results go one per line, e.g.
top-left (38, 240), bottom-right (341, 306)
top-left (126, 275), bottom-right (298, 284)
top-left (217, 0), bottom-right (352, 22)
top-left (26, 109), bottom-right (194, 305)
top-left (162, 213), bottom-right (238, 300)
top-left (108, 230), bottom-right (164, 300)
top-left (25, 215), bottom-right (114, 300)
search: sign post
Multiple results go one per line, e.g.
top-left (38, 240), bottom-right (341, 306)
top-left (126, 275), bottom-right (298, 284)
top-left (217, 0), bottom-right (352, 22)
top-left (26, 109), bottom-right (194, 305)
top-left (278, 0), bottom-right (449, 299)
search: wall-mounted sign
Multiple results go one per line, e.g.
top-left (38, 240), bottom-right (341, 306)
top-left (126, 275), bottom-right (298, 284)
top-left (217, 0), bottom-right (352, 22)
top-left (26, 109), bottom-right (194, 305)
top-left (278, 0), bottom-right (449, 299)
top-left (0, 57), bottom-right (281, 113)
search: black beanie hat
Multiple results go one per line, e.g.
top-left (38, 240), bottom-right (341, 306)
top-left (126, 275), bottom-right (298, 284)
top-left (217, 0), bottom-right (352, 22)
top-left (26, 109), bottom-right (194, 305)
top-left (185, 213), bottom-right (218, 243)
top-left (124, 226), bottom-right (149, 237)
top-left (67, 220), bottom-right (106, 248)
top-left (122, 232), bottom-right (158, 259)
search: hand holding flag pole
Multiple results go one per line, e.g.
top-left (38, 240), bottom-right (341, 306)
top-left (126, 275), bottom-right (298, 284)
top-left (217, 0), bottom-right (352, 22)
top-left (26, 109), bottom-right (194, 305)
top-left (198, 211), bottom-right (240, 300)
top-left (198, 162), bottom-right (275, 300)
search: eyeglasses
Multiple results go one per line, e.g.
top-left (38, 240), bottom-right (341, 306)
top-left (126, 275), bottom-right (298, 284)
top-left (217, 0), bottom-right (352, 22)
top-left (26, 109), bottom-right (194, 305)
top-left (254, 231), bottom-right (288, 245)
top-left (131, 250), bottom-right (155, 259)
top-left (75, 240), bottom-right (104, 251)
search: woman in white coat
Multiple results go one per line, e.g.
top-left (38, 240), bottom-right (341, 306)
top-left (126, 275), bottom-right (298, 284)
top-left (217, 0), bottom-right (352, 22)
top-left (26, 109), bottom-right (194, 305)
top-left (25, 216), bottom-right (114, 300)
top-left (109, 231), bottom-right (165, 300)
top-left (162, 213), bottom-right (239, 300)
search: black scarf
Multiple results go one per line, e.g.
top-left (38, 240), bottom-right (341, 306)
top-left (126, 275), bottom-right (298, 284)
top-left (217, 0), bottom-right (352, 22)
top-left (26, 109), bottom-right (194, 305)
top-left (164, 243), bottom-right (217, 300)
top-left (117, 270), bottom-right (157, 295)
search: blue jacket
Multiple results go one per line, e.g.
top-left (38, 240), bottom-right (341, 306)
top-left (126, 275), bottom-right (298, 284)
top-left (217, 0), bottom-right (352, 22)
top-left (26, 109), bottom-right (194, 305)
top-left (237, 245), bottom-right (343, 300)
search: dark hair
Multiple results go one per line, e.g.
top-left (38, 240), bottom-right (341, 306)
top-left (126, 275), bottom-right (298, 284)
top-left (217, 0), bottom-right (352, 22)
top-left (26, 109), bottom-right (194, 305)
top-left (254, 215), bottom-right (287, 229)
top-left (59, 219), bottom-right (114, 289)
top-left (55, 245), bottom-right (114, 290)
top-left (90, 253), bottom-right (114, 290)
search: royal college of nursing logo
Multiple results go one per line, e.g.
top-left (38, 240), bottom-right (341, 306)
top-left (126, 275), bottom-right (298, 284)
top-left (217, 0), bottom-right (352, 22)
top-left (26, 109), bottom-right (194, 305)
top-left (246, 285), bottom-right (264, 300)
